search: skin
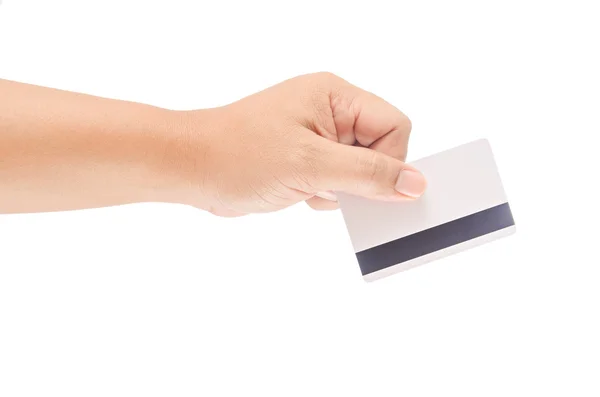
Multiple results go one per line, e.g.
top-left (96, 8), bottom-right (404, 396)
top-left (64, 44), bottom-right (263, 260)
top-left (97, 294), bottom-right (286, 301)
top-left (0, 72), bottom-right (427, 216)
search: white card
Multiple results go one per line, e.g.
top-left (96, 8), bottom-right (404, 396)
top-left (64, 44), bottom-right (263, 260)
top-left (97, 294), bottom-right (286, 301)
top-left (337, 139), bottom-right (516, 282)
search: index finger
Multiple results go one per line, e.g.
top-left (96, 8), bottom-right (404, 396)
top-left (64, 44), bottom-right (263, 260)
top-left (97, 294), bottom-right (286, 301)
top-left (329, 80), bottom-right (412, 161)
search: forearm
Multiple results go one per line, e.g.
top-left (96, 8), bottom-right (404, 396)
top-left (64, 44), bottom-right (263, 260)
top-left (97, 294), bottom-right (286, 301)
top-left (0, 79), bottom-right (189, 213)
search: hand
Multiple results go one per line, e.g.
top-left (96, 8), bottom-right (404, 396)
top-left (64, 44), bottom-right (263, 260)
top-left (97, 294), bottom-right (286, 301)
top-left (169, 72), bottom-right (427, 217)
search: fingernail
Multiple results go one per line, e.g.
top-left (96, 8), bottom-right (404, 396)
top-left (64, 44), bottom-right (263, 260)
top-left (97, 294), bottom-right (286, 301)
top-left (316, 191), bottom-right (338, 201)
top-left (395, 169), bottom-right (426, 198)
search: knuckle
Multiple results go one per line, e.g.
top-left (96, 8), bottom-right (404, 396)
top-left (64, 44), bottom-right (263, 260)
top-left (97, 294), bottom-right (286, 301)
top-left (312, 72), bottom-right (345, 95)
top-left (314, 71), bottom-right (339, 82)
top-left (400, 114), bottom-right (413, 134)
top-left (360, 151), bottom-right (387, 182)
top-left (310, 90), bottom-right (332, 120)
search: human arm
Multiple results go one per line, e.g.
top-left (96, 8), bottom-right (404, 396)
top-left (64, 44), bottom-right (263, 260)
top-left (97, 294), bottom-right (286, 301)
top-left (0, 73), bottom-right (426, 215)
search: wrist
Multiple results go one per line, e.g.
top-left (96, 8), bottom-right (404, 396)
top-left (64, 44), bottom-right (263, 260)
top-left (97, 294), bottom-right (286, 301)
top-left (147, 107), bottom-right (220, 207)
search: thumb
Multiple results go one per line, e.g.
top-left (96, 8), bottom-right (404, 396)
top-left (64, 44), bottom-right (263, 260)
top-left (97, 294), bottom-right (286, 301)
top-left (310, 139), bottom-right (427, 201)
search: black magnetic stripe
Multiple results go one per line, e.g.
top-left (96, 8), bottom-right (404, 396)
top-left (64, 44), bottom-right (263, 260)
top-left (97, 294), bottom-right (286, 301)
top-left (356, 202), bottom-right (514, 276)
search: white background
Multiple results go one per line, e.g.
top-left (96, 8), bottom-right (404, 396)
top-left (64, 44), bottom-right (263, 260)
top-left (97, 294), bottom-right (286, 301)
top-left (1, 1), bottom-right (599, 396)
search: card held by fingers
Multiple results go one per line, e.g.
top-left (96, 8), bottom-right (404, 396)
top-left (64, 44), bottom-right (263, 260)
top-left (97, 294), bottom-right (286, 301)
top-left (337, 139), bottom-right (516, 282)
